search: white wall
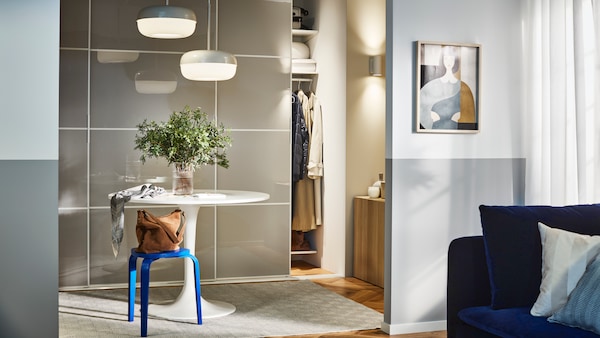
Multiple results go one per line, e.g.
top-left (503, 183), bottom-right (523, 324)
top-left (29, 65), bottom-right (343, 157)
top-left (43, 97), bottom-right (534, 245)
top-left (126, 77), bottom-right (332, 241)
top-left (384, 0), bottom-right (523, 334)
top-left (313, 0), bottom-right (348, 276)
top-left (0, 0), bottom-right (59, 160)
top-left (387, 0), bottom-right (524, 161)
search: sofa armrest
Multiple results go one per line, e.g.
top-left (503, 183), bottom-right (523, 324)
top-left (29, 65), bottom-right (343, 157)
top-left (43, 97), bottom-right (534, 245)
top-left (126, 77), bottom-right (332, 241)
top-left (447, 236), bottom-right (491, 338)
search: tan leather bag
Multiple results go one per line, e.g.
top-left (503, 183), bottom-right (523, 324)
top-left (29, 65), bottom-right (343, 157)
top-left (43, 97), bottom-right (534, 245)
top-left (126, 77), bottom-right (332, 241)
top-left (135, 209), bottom-right (185, 253)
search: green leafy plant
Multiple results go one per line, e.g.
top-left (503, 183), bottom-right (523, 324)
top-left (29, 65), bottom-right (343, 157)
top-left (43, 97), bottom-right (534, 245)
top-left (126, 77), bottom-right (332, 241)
top-left (134, 106), bottom-right (232, 171)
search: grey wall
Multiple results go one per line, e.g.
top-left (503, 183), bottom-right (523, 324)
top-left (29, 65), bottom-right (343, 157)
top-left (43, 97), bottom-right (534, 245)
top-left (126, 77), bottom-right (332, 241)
top-left (0, 0), bottom-right (60, 336)
top-left (0, 162), bottom-right (58, 336)
top-left (384, 0), bottom-right (524, 334)
top-left (384, 158), bottom-right (524, 332)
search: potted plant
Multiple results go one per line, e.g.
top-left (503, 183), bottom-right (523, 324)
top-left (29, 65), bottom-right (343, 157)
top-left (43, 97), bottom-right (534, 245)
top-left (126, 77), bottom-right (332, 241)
top-left (134, 105), bottom-right (232, 195)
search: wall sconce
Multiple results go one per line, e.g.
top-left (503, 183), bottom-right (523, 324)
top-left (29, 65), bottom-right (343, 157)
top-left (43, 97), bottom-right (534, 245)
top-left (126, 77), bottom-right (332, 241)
top-left (369, 55), bottom-right (383, 76)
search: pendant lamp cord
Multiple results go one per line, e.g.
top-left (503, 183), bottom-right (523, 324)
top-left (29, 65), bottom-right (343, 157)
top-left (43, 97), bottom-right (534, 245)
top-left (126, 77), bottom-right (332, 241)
top-left (206, 0), bottom-right (211, 50)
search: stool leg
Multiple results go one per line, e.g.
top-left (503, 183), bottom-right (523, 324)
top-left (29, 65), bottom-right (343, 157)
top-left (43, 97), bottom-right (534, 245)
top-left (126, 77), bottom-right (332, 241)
top-left (128, 254), bottom-right (137, 322)
top-left (189, 254), bottom-right (203, 325)
top-left (140, 258), bottom-right (156, 337)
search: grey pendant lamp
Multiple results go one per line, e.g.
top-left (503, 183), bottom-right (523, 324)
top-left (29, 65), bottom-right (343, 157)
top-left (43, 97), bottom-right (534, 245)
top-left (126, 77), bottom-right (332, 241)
top-left (180, 0), bottom-right (237, 81)
top-left (137, 1), bottom-right (197, 39)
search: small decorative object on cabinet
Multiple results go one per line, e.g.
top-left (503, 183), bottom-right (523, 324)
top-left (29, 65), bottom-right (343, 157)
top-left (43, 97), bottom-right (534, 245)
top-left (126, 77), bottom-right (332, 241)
top-left (134, 106), bottom-right (232, 195)
top-left (372, 173), bottom-right (385, 199)
top-left (353, 196), bottom-right (384, 287)
top-left (367, 186), bottom-right (380, 198)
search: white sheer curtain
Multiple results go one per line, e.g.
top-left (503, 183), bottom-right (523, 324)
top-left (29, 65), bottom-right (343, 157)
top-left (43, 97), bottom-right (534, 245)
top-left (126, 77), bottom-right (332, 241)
top-left (522, 0), bottom-right (600, 205)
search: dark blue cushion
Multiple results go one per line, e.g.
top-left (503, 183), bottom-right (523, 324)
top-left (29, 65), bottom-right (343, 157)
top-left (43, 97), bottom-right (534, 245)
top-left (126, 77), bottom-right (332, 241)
top-left (459, 306), bottom-right (599, 338)
top-left (479, 204), bottom-right (600, 309)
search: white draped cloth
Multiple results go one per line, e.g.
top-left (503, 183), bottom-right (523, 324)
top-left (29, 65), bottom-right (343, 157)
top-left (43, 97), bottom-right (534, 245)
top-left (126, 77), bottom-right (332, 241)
top-left (522, 0), bottom-right (600, 205)
top-left (110, 184), bottom-right (165, 257)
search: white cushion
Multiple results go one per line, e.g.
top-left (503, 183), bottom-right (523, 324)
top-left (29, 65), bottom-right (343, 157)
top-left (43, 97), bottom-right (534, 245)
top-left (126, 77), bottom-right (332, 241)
top-left (530, 222), bottom-right (600, 317)
top-left (292, 42), bottom-right (310, 59)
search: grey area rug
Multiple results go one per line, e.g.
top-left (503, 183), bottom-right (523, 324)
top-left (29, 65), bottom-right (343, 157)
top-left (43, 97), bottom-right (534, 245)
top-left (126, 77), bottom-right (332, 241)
top-left (59, 280), bottom-right (382, 337)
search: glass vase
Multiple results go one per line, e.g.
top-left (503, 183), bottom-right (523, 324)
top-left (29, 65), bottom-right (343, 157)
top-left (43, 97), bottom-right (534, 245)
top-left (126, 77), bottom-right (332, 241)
top-left (172, 163), bottom-right (194, 195)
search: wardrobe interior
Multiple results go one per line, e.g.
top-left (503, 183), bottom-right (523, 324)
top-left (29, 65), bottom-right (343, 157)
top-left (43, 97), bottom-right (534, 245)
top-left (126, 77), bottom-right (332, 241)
top-left (289, 0), bottom-right (348, 277)
top-left (290, 0), bottom-right (386, 279)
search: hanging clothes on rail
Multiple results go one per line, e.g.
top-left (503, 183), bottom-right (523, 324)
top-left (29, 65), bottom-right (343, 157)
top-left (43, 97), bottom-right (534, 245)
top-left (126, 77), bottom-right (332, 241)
top-left (306, 91), bottom-right (323, 225)
top-left (292, 89), bottom-right (323, 234)
top-left (291, 92), bottom-right (308, 183)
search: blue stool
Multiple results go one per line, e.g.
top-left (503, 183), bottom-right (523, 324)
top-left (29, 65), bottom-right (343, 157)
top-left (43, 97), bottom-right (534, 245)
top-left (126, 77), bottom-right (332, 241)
top-left (128, 248), bottom-right (202, 337)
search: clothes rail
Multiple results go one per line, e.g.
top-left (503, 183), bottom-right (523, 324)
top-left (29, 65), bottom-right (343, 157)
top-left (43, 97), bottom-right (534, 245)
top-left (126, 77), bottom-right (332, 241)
top-left (292, 78), bottom-right (313, 91)
top-left (292, 78), bottom-right (313, 82)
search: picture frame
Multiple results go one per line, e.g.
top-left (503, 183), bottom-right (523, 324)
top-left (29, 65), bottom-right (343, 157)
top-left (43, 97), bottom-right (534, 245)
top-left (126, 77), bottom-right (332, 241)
top-left (415, 41), bottom-right (481, 133)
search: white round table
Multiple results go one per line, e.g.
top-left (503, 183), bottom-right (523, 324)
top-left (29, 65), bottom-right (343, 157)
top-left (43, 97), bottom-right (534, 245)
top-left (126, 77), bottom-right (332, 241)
top-left (130, 189), bottom-right (270, 320)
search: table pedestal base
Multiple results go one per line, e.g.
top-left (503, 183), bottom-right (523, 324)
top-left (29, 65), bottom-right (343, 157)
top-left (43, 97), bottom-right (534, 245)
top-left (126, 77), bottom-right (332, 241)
top-left (149, 297), bottom-right (236, 320)
top-left (148, 268), bottom-right (236, 320)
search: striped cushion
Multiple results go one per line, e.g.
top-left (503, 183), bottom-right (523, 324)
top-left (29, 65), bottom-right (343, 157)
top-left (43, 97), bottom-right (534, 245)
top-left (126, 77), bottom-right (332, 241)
top-left (548, 256), bottom-right (600, 334)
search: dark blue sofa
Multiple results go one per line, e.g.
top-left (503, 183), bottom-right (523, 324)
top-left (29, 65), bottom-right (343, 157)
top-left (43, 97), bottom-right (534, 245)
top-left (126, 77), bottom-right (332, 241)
top-left (447, 204), bottom-right (600, 338)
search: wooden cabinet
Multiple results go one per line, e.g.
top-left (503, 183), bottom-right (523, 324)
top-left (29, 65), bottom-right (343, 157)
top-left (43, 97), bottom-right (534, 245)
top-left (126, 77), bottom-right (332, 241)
top-left (353, 196), bottom-right (385, 287)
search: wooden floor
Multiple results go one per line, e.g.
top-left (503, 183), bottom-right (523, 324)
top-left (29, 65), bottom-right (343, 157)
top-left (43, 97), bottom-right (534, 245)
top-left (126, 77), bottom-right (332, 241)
top-left (276, 261), bottom-right (447, 338)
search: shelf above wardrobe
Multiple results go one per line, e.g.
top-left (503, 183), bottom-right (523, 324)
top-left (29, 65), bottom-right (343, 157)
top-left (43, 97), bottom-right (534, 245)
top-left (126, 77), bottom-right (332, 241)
top-left (292, 59), bottom-right (317, 74)
top-left (292, 29), bottom-right (318, 42)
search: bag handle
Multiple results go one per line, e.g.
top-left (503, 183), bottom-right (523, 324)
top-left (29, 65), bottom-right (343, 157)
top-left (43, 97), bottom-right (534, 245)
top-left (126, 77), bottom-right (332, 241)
top-left (141, 209), bottom-right (185, 244)
top-left (175, 212), bottom-right (185, 236)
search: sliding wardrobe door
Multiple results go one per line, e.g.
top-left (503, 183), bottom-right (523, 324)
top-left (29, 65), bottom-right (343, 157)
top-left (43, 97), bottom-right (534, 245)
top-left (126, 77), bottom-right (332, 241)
top-left (215, 0), bottom-right (292, 278)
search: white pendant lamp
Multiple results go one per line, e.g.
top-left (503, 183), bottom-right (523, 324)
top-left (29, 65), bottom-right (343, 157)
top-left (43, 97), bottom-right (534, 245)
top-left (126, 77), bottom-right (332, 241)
top-left (137, 2), bottom-right (196, 39)
top-left (181, 50), bottom-right (237, 81)
top-left (180, 0), bottom-right (237, 81)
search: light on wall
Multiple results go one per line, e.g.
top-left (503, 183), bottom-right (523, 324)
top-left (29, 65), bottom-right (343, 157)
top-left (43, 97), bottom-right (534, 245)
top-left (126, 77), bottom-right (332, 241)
top-left (137, 2), bottom-right (197, 39)
top-left (369, 55), bottom-right (383, 76)
top-left (180, 0), bottom-right (237, 81)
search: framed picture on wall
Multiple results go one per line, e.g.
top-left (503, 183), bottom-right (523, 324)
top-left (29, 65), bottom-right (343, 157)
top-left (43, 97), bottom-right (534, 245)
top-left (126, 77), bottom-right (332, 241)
top-left (415, 41), bottom-right (481, 133)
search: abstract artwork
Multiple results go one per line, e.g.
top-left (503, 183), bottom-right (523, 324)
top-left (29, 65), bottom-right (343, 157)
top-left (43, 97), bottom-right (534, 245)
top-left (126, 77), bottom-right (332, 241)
top-left (416, 41), bottom-right (481, 133)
